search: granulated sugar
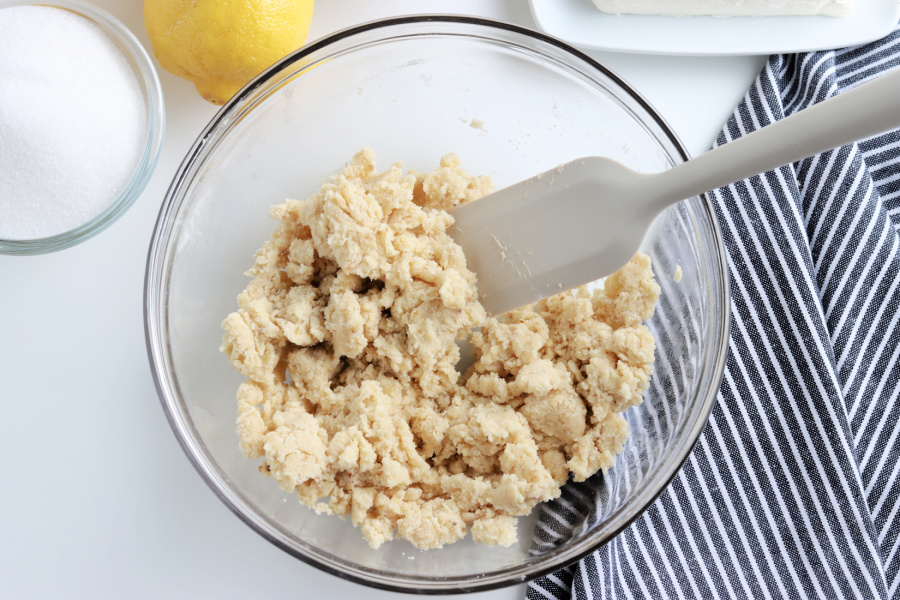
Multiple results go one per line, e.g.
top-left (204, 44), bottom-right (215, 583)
top-left (0, 5), bottom-right (147, 240)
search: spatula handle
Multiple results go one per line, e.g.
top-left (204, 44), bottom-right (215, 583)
top-left (654, 66), bottom-right (900, 207)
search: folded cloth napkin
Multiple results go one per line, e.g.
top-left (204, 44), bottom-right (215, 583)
top-left (528, 23), bottom-right (900, 600)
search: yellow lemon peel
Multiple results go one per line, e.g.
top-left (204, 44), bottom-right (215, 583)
top-left (144, 0), bottom-right (314, 105)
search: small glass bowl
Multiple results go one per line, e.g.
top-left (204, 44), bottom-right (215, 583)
top-left (145, 16), bottom-right (729, 594)
top-left (0, 0), bottom-right (165, 256)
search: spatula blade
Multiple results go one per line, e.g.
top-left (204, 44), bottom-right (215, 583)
top-left (449, 157), bottom-right (651, 316)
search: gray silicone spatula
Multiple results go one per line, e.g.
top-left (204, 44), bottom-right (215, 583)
top-left (450, 67), bottom-right (900, 316)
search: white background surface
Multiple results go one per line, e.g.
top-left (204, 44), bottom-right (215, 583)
top-left (0, 1), bottom-right (766, 598)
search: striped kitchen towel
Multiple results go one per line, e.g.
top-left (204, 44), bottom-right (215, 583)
top-left (527, 22), bottom-right (900, 600)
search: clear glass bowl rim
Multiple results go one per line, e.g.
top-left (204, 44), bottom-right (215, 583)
top-left (0, 0), bottom-right (166, 255)
top-left (144, 14), bottom-right (731, 594)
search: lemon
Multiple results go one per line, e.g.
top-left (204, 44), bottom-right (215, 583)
top-left (144, 0), bottom-right (314, 105)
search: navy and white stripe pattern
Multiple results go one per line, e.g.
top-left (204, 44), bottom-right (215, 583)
top-left (528, 23), bottom-right (900, 600)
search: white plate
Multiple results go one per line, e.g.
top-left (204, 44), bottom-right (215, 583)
top-left (528, 0), bottom-right (900, 55)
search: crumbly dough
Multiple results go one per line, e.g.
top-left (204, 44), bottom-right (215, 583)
top-left (221, 148), bottom-right (660, 550)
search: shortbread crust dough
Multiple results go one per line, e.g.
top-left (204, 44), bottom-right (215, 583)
top-left (221, 149), bottom-right (660, 550)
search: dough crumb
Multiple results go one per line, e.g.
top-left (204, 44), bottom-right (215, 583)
top-left (222, 148), bottom-right (660, 550)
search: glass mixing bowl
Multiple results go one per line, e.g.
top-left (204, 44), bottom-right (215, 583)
top-left (145, 16), bottom-right (729, 594)
top-left (0, 0), bottom-right (165, 255)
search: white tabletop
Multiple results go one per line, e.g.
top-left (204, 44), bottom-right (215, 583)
top-left (0, 1), bottom-right (765, 598)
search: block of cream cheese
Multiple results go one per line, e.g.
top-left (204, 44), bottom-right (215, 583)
top-left (591, 0), bottom-right (853, 17)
